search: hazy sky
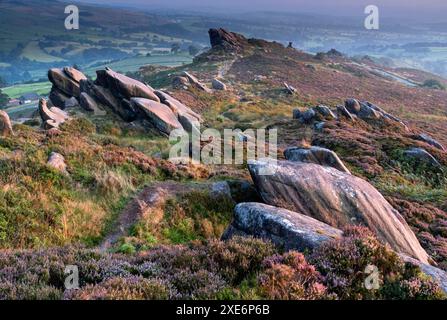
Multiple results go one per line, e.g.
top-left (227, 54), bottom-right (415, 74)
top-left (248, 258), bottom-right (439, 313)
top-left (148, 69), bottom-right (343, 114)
top-left (75, 0), bottom-right (447, 20)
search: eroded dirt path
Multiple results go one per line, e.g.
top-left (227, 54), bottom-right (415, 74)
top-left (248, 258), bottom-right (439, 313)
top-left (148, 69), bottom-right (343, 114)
top-left (99, 181), bottom-right (211, 250)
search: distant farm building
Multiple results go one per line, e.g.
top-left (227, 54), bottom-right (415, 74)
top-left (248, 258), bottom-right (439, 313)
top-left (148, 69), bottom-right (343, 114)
top-left (7, 99), bottom-right (21, 107)
top-left (19, 92), bottom-right (40, 104)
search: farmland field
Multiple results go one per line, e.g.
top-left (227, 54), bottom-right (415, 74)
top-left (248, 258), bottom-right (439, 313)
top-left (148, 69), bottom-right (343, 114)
top-left (2, 82), bottom-right (52, 98)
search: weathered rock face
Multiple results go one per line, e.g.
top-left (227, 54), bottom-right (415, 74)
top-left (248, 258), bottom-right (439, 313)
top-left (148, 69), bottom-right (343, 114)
top-left (182, 71), bottom-right (211, 93)
top-left (343, 99), bottom-right (408, 130)
top-left (314, 105), bottom-right (337, 120)
top-left (48, 68), bottom-right (82, 98)
top-left (38, 98), bottom-right (70, 130)
top-left (0, 111), bottom-right (14, 137)
top-left (64, 97), bottom-right (79, 109)
top-left (47, 152), bottom-right (67, 174)
top-left (222, 202), bottom-right (343, 252)
top-left (404, 147), bottom-right (441, 167)
top-left (49, 87), bottom-right (70, 110)
top-left (248, 159), bottom-right (430, 263)
top-left (336, 105), bottom-right (355, 121)
top-left (131, 98), bottom-right (183, 135)
top-left (284, 146), bottom-right (350, 174)
top-left (292, 109), bottom-right (301, 120)
top-left (416, 133), bottom-right (445, 151)
top-left (212, 78), bottom-right (227, 91)
top-left (344, 98), bottom-right (361, 113)
top-left (283, 82), bottom-right (296, 95)
top-left (402, 255), bottom-right (447, 294)
top-left (208, 28), bottom-right (248, 51)
top-left (63, 67), bottom-right (87, 83)
top-left (47, 67), bottom-right (202, 135)
top-left (172, 76), bottom-right (189, 90)
top-left (95, 68), bottom-right (160, 102)
top-left (154, 90), bottom-right (202, 122)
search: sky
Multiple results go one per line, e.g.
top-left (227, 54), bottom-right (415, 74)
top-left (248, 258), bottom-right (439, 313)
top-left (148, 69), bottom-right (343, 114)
top-left (74, 0), bottom-right (447, 21)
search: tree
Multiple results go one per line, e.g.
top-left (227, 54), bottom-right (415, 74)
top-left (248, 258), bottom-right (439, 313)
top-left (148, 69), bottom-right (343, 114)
top-left (422, 79), bottom-right (446, 90)
top-left (171, 43), bottom-right (181, 54)
top-left (0, 89), bottom-right (9, 109)
top-left (0, 76), bottom-right (6, 88)
top-left (188, 45), bottom-right (200, 56)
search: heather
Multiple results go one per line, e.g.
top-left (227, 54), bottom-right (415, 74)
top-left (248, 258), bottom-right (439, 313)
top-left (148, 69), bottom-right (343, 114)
top-left (0, 233), bottom-right (444, 300)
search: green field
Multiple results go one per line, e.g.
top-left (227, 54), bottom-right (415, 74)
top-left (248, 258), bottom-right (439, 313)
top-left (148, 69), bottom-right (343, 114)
top-left (2, 82), bottom-right (52, 98)
top-left (83, 54), bottom-right (192, 77)
top-left (2, 53), bottom-right (192, 100)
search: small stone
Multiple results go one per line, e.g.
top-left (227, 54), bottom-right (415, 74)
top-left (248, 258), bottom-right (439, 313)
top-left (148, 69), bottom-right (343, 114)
top-left (212, 78), bottom-right (227, 90)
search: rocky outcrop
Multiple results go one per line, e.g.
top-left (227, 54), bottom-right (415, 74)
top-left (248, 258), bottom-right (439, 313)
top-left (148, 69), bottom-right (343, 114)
top-left (0, 111), bottom-right (14, 137)
top-left (155, 90), bottom-right (201, 132)
top-left (404, 147), bottom-right (441, 167)
top-left (314, 105), bottom-right (337, 120)
top-left (131, 98), bottom-right (183, 135)
top-left (283, 82), bottom-right (297, 95)
top-left (172, 76), bottom-right (190, 90)
top-left (345, 99), bottom-right (408, 130)
top-left (402, 255), bottom-right (447, 294)
top-left (222, 202), bottom-right (342, 252)
top-left (212, 78), bottom-right (227, 91)
top-left (336, 105), bottom-right (355, 121)
top-left (248, 158), bottom-right (430, 263)
top-left (38, 98), bottom-right (70, 129)
top-left (47, 152), bottom-right (67, 174)
top-left (47, 67), bottom-right (201, 135)
top-left (416, 133), bottom-right (445, 151)
top-left (95, 67), bottom-right (160, 102)
top-left (48, 67), bottom-right (84, 99)
top-left (208, 28), bottom-right (248, 52)
top-left (284, 146), bottom-right (350, 174)
top-left (181, 71), bottom-right (211, 93)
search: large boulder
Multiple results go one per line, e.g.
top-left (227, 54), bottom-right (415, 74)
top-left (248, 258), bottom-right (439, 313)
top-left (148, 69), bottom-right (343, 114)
top-left (154, 90), bottom-right (202, 121)
top-left (48, 68), bottom-right (82, 98)
top-left (344, 98), bottom-right (361, 113)
top-left (47, 152), bottom-right (68, 174)
top-left (63, 67), bottom-right (87, 83)
top-left (38, 98), bottom-right (70, 129)
top-left (402, 255), bottom-right (447, 294)
top-left (314, 105), bottom-right (337, 120)
top-left (222, 202), bottom-right (342, 252)
top-left (49, 87), bottom-right (70, 110)
top-left (79, 92), bottom-right (105, 115)
top-left (283, 82), bottom-right (297, 95)
top-left (182, 71), bottom-right (211, 93)
top-left (284, 146), bottom-right (350, 174)
top-left (212, 78), bottom-right (227, 91)
top-left (90, 83), bottom-right (136, 121)
top-left (416, 133), bottom-right (445, 151)
top-left (404, 147), bottom-right (441, 168)
top-left (248, 158), bottom-right (430, 263)
top-left (95, 68), bottom-right (160, 102)
top-left (131, 98), bottom-right (184, 135)
top-left (0, 111), bottom-right (14, 137)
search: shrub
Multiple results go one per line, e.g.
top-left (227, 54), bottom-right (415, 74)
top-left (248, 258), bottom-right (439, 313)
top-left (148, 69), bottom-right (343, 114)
top-left (310, 226), bottom-right (445, 300)
top-left (258, 251), bottom-right (331, 300)
top-left (65, 277), bottom-right (170, 300)
top-left (422, 79), bottom-right (446, 90)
